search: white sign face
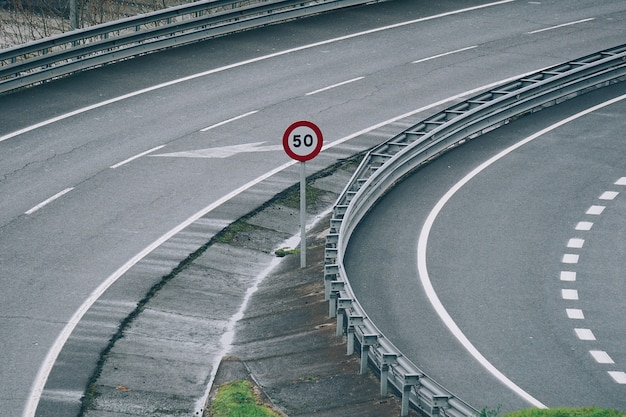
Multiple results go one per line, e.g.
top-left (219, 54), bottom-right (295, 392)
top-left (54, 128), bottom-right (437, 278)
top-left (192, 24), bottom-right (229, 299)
top-left (282, 121), bottom-right (323, 162)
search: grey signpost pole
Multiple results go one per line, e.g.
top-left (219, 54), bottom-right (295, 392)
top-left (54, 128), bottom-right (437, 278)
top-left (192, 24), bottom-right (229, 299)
top-left (299, 161), bottom-right (307, 268)
top-left (282, 121), bottom-right (323, 268)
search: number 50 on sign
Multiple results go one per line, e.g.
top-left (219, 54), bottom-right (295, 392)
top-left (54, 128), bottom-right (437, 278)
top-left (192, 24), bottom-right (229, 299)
top-left (282, 120), bottom-right (323, 162)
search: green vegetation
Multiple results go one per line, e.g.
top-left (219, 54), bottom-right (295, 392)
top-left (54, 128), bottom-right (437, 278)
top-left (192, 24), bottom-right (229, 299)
top-left (502, 408), bottom-right (625, 417)
top-left (274, 247), bottom-right (300, 257)
top-left (275, 184), bottom-right (325, 209)
top-left (208, 380), bottom-right (282, 417)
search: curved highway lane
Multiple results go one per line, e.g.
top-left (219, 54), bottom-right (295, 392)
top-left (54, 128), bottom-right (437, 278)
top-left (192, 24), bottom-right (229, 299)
top-left (345, 84), bottom-right (626, 412)
top-left (0, 0), bottom-right (625, 415)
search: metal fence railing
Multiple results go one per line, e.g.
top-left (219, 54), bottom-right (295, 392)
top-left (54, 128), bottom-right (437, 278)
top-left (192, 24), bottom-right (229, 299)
top-left (325, 43), bottom-right (626, 417)
top-left (0, 0), bottom-right (379, 94)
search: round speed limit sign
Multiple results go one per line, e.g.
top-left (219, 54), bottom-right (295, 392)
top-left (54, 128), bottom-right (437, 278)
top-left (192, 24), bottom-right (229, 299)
top-left (282, 120), bottom-right (323, 162)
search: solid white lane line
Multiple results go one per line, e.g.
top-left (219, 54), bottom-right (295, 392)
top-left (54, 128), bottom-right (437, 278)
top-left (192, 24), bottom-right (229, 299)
top-left (599, 191), bottom-right (619, 200)
top-left (25, 188), bottom-right (74, 215)
top-left (416, 93), bottom-right (626, 408)
top-left (527, 18), bottom-right (595, 34)
top-left (560, 271), bottom-right (576, 281)
top-left (590, 350), bottom-right (614, 364)
top-left (575, 221), bottom-right (593, 231)
top-left (306, 77), bottom-right (365, 96)
top-left (566, 309), bottom-right (585, 320)
top-left (575, 328), bottom-right (596, 341)
top-left (110, 145), bottom-right (166, 169)
top-left (567, 238), bottom-right (584, 249)
top-left (608, 371), bottom-right (626, 384)
top-left (586, 205), bottom-right (605, 215)
top-left (562, 289), bottom-right (579, 300)
top-left (200, 110), bottom-right (258, 132)
top-left (1, 0), bottom-right (515, 145)
top-left (412, 45), bottom-right (478, 64)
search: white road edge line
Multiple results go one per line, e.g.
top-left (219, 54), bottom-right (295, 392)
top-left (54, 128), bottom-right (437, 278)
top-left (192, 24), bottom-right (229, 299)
top-left (200, 110), bottom-right (258, 132)
top-left (110, 145), bottom-right (166, 169)
top-left (412, 45), bottom-right (478, 64)
top-left (416, 92), bottom-right (626, 409)
top-left (2, 0), bottom-right (514, 145)
top-left (306, 77), bottom-right (365, 96)
top-left (22, 68), bottom-right (546, 417)
top-left (527, 18), bottom-right (595, 34)
top-left (24, 188), bottom-right (74, 215)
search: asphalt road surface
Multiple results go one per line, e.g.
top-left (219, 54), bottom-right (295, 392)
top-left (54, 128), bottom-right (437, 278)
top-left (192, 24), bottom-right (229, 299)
top-left (345, 85), bottom-right (626, 412)
top-left (1, 0), bottom-right (625, 415)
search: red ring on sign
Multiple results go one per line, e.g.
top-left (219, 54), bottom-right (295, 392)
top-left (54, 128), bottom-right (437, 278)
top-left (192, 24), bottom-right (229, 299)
top-left (282, 120), bottom-right (323, 162)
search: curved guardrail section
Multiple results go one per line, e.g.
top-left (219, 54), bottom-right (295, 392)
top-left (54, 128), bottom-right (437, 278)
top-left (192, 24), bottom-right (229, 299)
top-left (324, 44), bottom-right (626, 417)
top-left (0, 0), bottom-right (377, 94)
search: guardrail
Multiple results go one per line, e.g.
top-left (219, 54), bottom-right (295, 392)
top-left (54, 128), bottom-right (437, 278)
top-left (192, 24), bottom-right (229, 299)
top-left (324, 44), bottom-right (626, 417)
top-left (0, 0), bottom-right (378, 94)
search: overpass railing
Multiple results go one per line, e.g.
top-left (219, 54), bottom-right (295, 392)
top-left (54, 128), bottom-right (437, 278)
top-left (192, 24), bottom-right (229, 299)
top-left (324, 44), bottom-right (626, 417)
top-left (0, 0), bottom-right (378, 94)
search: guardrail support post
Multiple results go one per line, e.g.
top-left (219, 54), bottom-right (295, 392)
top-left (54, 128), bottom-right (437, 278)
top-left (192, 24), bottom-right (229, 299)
top-left (329, 281), bottom-right (344, 318)
top-left (346, 315), bottom-right (363, 355)
top-left (380, 353), bottom-right (397, 397)
top-left (360, 334), bottom-right (378, 374)
top-left (432, 395), bottom-right (450, 416)
top-left (329, 291), bottom-right (337, 318)
top-left (401, 374), bottom-right (421, 417)
top-left (324, 264), bottom-right (338, 301)
top-left (336, 298), bottom-right (352, 336)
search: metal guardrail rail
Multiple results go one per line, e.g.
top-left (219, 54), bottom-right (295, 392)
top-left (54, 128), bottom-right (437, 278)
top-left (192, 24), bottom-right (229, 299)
top-left (0, 0), bottom-right (378, 94)
top-left (324, 44), bottom-right (626, 417)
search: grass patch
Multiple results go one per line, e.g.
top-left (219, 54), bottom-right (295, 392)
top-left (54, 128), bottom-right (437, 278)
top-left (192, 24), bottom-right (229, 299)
top-left (208, 380), bottom-right (282, 417)
top-left (503, 408), bottom-right (625, 417)
top-left (274, 247), bottom-right (299, 257)
top-left (216, 220), bottom-right (267, 245)
top-left (275, 184), bottom-right (325, 209)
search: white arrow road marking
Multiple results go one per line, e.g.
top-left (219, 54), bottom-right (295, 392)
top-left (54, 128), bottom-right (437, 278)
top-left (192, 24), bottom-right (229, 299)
top-left (151, 142), bottom-right (283, 159)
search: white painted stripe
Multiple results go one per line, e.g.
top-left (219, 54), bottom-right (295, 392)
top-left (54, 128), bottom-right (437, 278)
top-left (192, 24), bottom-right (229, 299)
top-left (608, 371), bottom-right (626, 384)
top-left (575, 221), bottom-right (593, 231)
top-left (590, 350), bottom-right (614, 364)
top-left (566, 308), bottom-right (584, 319)
top-left (562, 254), bottom-right (579, 264)
top-left (25, 188), bottom-right (74, 215)
top-left (586, 205), bottom-right (605, 215)
top-left (527, 18), bottom-right (595, 34)
top-left (575, 328), bottom-right (596, 341)
top-left (567, 238), bottom-right (584, 249)
top-left (412, 45), bottom-right (478, 64)
top-left (560, 271), bottom-right (576, 282)
top-left (24, 63), bottom-right (536, 417)
top-left (306, 77), bottom-right (365, 96)
top-left (416, 93), bottom-right (626, 409)
top-left (200, 110), bottom-right (258, 132)
top-left (109, 145), bottom-right (166, 169)
top-left (562, 289), bottom-right (579, 300)
top-left (614, 177), bottom-right (626, 186)
top-left (2, 0), bottom-right (516, 146)
top-left (599, 191), bottom-right (619, 200)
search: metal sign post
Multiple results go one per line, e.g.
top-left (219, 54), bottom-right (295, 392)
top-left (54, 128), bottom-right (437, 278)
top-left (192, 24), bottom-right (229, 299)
top-left (282, 120), bottom-right (323, 268)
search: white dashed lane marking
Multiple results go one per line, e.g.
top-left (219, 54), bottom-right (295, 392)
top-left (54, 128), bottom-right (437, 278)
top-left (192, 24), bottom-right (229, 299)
top-left (559, 177), bottom-right (626, 384)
